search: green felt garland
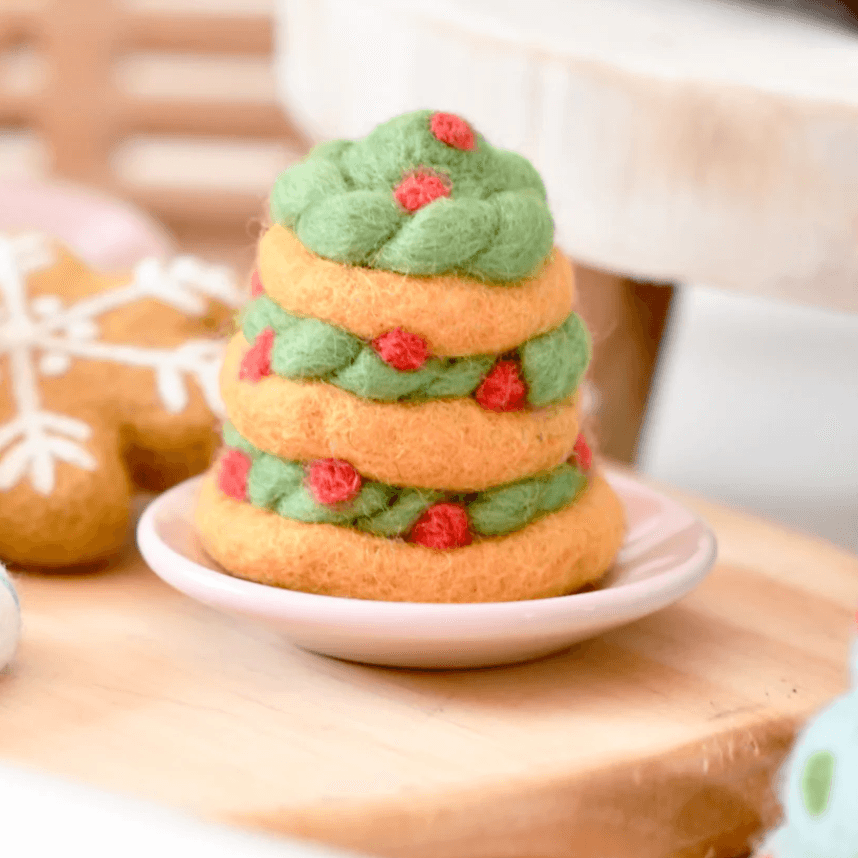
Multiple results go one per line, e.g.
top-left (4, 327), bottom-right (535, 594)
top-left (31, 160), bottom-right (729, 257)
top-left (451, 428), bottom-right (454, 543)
top-left (241, 296), bottom-right (589, 407)
top-left (222, 423), bottom-right (586, 538)
top-left (269, 110), bottom-right (554, 282)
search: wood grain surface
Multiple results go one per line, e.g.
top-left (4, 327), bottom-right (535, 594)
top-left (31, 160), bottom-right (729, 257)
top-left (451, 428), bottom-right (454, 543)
top-left (1, 482), bottom-right (856, 858)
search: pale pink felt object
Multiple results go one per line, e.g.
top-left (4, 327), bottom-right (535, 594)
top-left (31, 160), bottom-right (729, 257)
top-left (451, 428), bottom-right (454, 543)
top-left (0, 178), bottom-right (172, 268)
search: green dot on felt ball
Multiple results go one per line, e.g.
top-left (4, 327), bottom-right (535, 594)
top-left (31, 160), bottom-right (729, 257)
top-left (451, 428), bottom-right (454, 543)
top-left (801, 750), bottom-right (835, 817)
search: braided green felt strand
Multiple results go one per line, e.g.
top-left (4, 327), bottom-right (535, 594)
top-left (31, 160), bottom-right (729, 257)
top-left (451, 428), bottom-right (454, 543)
top-left (241, 296), bottom-right (589, 406)
top-left (468, 466), bottom-right (585, 535)
top-left (521, 312), bottom-right (592, 408)
top-left (269, 110), bottom-right (554, 282)
top-left (223, 423), bottom-right (586, 538)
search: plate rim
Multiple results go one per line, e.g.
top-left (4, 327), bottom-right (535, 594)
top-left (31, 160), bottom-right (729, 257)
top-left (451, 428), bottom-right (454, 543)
top-left (136, 468), bottom-right (718, 625)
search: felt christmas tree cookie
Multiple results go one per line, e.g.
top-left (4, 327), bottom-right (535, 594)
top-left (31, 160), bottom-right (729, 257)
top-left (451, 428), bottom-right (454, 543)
top-left (195, 110), bottom-right (625, 603)
top-left (0, 232), bottom-right (242, 568)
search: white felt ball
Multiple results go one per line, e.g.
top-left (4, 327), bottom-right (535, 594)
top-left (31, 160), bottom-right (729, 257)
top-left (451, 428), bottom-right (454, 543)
top-left (0, 562), bottom-right (21, 670)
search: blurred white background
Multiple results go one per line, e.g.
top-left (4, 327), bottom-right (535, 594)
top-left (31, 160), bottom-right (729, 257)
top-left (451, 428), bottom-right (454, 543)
top-left (0, 763), bottom-right (363, 858)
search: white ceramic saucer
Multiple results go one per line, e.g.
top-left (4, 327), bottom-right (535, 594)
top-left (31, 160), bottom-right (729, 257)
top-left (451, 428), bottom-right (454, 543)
top-left (137, 470), bottom-right (716, 669)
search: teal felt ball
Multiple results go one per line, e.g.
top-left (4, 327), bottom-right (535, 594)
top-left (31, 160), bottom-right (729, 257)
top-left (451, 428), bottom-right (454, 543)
top-left (755, 640), bottom-right (858, 858)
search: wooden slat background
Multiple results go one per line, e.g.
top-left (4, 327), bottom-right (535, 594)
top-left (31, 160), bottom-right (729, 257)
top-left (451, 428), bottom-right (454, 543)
top-left (0, 0), bottom-right (309, 257)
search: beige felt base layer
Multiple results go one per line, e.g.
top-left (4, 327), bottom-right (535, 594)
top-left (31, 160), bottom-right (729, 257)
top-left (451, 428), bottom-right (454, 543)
top-left (258, 226), bottom-right (576, 356)
top-left (195, 469), bottom-right (625, 603)
top-left (223, 334), bottom-right (581, 491)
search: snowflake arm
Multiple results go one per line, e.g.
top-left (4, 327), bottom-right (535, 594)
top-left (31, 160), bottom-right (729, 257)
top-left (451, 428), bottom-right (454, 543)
top-left (130, 256), bottom-right (244, 316)
top-left (34, 336), bottom-right (227, 415)
top-left (0, 413), bottom-right (96, 495)
top-left (40, 256), bottom-right (243, 333)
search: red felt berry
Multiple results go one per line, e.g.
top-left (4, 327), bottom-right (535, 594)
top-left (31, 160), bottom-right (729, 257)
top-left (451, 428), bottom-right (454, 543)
top-left (307, 458), bottom-right (362, 505)
top-left (218, 449), bottom-right (251, 502)
top-left (239, 326), bottom-right (274, 382)
top-left (394, 168), bottom-right (451, 212)
top-left (409, 502), bottom-right (472, 549)
top-left (250, 269), bottom-right (264, 298)
top-left (475, 360), bottom-right (527, 412)
top-left (372, 328), bottom-right (429, 371)
top-left (573, 433), bottom-right (593, 472)
top-left (430, 112), bottom-right (476, 151)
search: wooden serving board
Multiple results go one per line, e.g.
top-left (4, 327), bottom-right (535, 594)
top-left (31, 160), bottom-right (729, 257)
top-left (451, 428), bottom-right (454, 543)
top-left (1, 482), bottom-right (857, 858)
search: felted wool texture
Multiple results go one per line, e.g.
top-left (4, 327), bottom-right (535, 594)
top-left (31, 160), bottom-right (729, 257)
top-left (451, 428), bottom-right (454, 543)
top-left (269, 110), bottom-right (554, 282)
top-left (751, 640), bottom-right (858, 858)
top-left (257, 225), bottom-right (575, 357)
top-left (195, 469), bottom-right (625, 603)
top-left (431, 112), bottom-right (476, 150)
top-left (222, 333), bottom-right (582, 491)
top-left (0, 413), bottom-right (133, 567)
top-left (409, 502), bottom-right (471, 549)
top-left (394, 168), bottom-right (451, 211)
top-left (474, 360), bottom-right (526, 412)
top-left (306, 458), bottom-right (362, 505)
top-left (521, 313), bottom-right (591, 408)
top-left (372, 328), bottom-right (429, 370)
top-left (242, 296), bottom-right (589, 407)
top-left (0, 239), bottom-right (236, 568)
top-left (224, 430), bottom-right (587, 538)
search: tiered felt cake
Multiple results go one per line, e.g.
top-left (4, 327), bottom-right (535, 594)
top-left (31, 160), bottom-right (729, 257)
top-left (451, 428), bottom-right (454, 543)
top-left (194, 110), bottom-right (625, 603)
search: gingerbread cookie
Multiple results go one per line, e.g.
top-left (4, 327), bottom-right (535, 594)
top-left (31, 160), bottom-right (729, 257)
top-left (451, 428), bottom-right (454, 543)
top-left (0, 232), bottom-right (242, 567)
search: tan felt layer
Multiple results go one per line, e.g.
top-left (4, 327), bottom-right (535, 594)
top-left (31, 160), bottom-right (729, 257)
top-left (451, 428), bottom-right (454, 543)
top-left (258, 226), bottom-right (576, 356)
top-left (222, 334), bottom-right (581, 491)
top-left (195, 469), bottom-right (625, 603)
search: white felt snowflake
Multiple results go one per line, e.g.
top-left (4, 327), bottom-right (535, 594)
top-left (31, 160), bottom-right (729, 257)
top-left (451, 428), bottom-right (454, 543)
top-left (0, 233), bottom-right (242, 496)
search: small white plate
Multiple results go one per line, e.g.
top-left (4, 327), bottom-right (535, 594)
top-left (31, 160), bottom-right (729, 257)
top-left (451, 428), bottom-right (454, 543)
top-left (137, 470), bottom-right (717, 669)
